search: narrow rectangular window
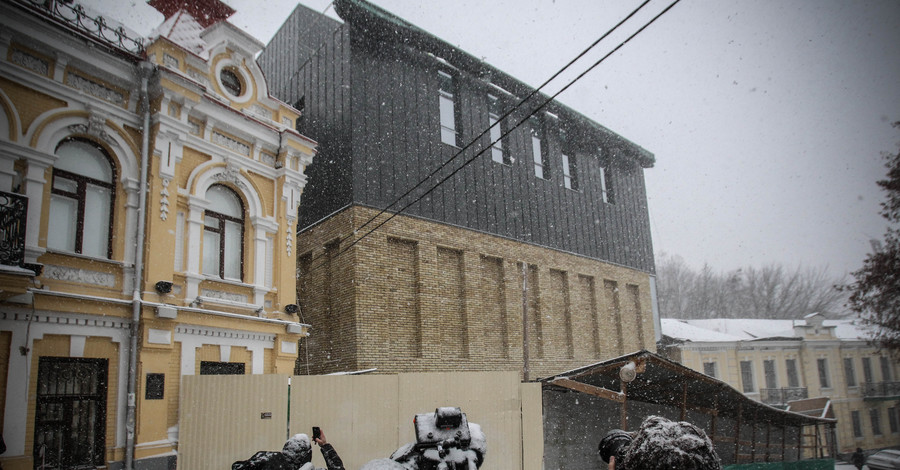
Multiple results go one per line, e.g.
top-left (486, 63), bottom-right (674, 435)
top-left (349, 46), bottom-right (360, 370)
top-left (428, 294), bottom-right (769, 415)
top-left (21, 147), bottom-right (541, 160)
top-left (844, 357), bottom-right (857, 387)
top-left (265, 234), bottom-right (274, 288)
top-left (294, 96), bottom-right (305, 133)
top-left (786, 359), bottom-right (799, 387)
top-left (560, 128), bottom-right (578, 190)
top-left (871, 408), bottom-right (883, 436)
top-left (863, 357), bottom-right (873, 383)
top-left (817, 358), bottom-right (830, 388)
top-left (487, 94), bottom-right (510, 164)
top-left (889, 406), bottom-right (899, 434)
top-left (223, 220), bottom-right (242, 279)
top-left (599, 164), bottom-right (615, 204)
top-left (764, 359), bottom-right (777, 389)
top-left (438, 71), bottom-right (460, 146)
top-left (703, 362), bottom-right (717, 379)
top-left (851, 410), bottom-right (862, 438)
top-left (174, 211), bottom-right (184, 271)
top-left (530, 116), bottom-right (549, 179)
top-left (881, 356), bottom-right (893, 381)
top-left (561, 154), bottom-right (578, 189)
top-left (199, 361), bottom-right (245, 375)
top-left (740, 360), bottom-right (754, 393)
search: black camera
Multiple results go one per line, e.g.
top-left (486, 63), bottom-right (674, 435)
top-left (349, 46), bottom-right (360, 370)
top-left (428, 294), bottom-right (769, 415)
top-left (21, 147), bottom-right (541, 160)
top-left (598, 429), bottom-right (633, 468)
top-left (414, 407), bottom-right (471, 449)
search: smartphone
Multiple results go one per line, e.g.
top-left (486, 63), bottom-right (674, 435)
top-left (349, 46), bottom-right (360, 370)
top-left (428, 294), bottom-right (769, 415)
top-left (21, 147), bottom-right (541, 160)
top-left (312, 426), bottom-right (321, 440)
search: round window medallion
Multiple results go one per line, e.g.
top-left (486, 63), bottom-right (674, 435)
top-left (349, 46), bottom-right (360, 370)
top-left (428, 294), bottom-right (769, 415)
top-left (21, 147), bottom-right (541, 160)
top-left (220, 68), bottom-right (243, 97)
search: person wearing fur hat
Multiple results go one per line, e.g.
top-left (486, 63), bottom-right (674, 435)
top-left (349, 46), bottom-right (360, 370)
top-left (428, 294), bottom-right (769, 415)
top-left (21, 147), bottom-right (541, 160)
top-left (602, 415), bottom-right (721, 470)
top-left (233, 428), bottom-right (344, 470)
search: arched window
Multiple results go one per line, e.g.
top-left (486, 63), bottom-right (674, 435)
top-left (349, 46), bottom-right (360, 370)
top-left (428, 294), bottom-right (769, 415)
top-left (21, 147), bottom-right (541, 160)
top-left (48, 138), bottom-right (115, 258)
top-left (202, 185), bottom-right (244, 280)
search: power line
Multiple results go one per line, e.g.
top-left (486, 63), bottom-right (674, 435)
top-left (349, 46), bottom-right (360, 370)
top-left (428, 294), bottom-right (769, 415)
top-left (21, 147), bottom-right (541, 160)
top-left (333, 0), bottom-right (681, 265)
top-left (299, 0), bottom-right (659, 275)
top-left (347, 0), bottom-right (655, 238)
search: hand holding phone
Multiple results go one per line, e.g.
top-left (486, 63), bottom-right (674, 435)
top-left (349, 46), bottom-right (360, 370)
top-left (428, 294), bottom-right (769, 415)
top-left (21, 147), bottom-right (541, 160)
top-left (312, 426), bottom-right (322, 443)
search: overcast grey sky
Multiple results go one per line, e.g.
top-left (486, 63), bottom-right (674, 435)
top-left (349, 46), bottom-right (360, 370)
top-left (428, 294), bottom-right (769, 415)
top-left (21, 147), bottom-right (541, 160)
top-left (89, 0), bottom-right (900, 279)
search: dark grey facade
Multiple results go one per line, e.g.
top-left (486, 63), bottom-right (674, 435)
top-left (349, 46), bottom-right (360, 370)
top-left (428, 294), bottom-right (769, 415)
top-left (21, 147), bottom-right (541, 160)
top-left (260, 0), bottom-right (656, 274)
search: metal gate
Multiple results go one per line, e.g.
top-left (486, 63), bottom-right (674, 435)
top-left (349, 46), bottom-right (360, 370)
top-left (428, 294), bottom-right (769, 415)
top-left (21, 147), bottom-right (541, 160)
top-left (33, 357), bottom-right (108, 470)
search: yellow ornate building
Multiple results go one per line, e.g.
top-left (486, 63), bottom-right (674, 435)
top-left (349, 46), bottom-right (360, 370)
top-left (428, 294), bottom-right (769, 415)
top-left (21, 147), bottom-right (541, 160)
top-left (661, 314), bottom-right (900, 456)
top-left (0, 1), bottom-right (315, 469)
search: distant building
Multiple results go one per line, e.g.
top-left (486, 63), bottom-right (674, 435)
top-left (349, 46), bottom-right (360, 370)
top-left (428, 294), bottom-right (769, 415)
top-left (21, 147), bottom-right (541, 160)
top-left (0, 0), bottom-right (314, 468)
top-left (260, 0), bottom-right (659, 378)
top-left (660, 313), bottom-right (900, 454)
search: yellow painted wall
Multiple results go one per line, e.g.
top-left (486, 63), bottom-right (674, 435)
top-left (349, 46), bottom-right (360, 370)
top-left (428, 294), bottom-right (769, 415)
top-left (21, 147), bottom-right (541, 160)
top-left (0, 76), bottom-right (67, 135)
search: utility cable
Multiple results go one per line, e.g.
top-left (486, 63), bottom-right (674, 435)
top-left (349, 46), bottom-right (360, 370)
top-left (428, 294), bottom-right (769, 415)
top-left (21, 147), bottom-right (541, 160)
top-left (328, 0), bottom-right (682, 265)
top-left (346, 0), bottom-right (654, 237)
top-left (278, 1), bottom-right (337, 97)
top-left (300, 0), bottom-right (656, 275)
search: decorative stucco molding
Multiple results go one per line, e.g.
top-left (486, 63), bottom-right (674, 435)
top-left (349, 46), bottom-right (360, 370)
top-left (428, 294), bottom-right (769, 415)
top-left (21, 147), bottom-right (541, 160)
top-left (43, 264), bottom-right (115, 287)
top-left (65, 72), bottom-right (124, 105)
top-left (160, 178), bottom-right (170, 220)
top-left (200, 288), bottom-right (248, 304)
top-left (11, 48), bottom-right (49, 76)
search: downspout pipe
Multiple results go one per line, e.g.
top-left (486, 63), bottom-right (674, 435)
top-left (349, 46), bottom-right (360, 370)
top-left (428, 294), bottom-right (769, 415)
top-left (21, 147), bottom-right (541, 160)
top-left (126, 60), bottom-right (154, 470)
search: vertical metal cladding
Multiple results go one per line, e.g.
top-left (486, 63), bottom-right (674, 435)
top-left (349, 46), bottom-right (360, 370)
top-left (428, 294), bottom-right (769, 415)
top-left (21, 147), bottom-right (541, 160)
top-left (259, 2), bottom-right (656, 274)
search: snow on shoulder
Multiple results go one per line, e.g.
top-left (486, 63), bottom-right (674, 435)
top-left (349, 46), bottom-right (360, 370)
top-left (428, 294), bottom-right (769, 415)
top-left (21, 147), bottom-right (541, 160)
top-left (623, 416), bottom-right (721, 470)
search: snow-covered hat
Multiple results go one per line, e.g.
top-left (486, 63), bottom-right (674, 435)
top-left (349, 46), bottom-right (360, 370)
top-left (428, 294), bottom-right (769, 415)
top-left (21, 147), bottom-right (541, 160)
top-left (622, 416), bottom-right (721, 470)
top-left (283, 433), bottom-right (313, 465)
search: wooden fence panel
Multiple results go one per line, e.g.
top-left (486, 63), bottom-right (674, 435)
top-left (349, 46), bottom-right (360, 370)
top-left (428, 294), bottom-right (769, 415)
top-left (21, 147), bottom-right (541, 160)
top-left (178, 374), bottom-right (289, 470)
top-left (181, 372), bottom-right (542, 470)
top-left (291, 374), bottom-right (400, 470)
top-left (396, 371), bottom-right (524, 470)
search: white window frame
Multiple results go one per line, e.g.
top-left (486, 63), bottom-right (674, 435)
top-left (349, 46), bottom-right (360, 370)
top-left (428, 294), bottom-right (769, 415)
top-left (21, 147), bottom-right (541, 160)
top-left (48, 138), bottom-right (116, 259)
top-left (703, 361), bottom-right (717, 379)
top-left (817, 357), bottom-right (830, 389)
top-left (438, 71), bottom-right (459, 146)
top-left (562, 153), bottom-right (577, 190)
top-left (530, 117), bottom-right (548, 179)
top-left (763, 359), bottom-right (777, 389)
top-left (740, 360), bottom-right (755, 393)
top-left (785, 357), bottom-right (800, 388)
top-left (844, 357), bottom-right (857, 387)
top-left (202, 185), bottom-right (245, 281)
top-left (487, 94), bottom-right (508, 164)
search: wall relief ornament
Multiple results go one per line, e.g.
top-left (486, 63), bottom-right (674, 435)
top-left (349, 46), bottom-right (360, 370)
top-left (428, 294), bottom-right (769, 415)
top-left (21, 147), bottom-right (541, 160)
top-left (210, 163), bottom-right (247, 190)
top-left (160, 178), bottom-right (170, 220)
top-left (43, 265), bottom-right (116, 287)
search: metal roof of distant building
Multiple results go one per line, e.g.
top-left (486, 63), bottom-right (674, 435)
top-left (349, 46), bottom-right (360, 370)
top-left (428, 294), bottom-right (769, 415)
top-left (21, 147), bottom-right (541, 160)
top-left (664, 317), bottom-right (870, 342)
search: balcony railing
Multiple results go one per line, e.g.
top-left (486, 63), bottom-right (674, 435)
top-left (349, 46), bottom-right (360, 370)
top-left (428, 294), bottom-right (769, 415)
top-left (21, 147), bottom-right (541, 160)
top-left (1, 190), bottom-right (27, 268)
top-left (16, 0), bottom-right (144, 55)
top-left (760, 387), bottom-right (808, 405)
top-left (862, 381), bottom-right (900, 398)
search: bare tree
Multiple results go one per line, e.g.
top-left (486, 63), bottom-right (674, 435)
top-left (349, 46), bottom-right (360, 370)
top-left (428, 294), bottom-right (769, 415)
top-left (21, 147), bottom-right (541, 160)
top-left (656, 255), bottom-right (845, 319)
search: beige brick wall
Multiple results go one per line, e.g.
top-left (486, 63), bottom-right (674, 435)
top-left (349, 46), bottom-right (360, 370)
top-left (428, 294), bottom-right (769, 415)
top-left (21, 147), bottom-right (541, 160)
top-left (297, 205), bottom-right (656, 379)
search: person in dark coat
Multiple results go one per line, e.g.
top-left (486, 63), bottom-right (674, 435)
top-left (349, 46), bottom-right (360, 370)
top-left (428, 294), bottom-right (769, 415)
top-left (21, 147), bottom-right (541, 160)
top-left (603, 415), bottom-right (721, 470)
top-left (233, 429), bottom-right (344, 470)
top-left (851, 447), bottom-right (866, 470)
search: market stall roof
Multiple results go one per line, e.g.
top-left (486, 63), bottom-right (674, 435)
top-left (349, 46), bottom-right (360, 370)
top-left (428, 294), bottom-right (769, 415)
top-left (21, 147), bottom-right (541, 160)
top-left (538, 350), bottom-right (835, 428)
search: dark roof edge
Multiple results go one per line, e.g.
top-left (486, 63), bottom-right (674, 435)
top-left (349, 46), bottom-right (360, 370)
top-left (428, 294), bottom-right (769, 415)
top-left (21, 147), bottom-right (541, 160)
top-left (334, 0), bottom-right (655, 168)
top-left (538, 350), bottom-right (836, 427)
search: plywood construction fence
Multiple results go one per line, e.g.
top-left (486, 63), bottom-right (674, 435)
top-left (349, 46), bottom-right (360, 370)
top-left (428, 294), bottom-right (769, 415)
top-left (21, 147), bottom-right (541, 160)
top-left (293, 371), bottom-right (543, 470)
top-left (178, 374), bottom-right (290, 470)
top-left (177, 371), bottom-right (543, 470)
